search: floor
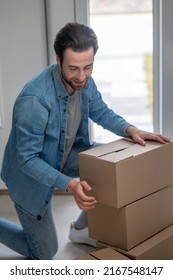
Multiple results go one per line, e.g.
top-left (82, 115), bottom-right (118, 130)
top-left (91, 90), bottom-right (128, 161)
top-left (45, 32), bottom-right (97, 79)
top-left (0, 194), bottom-right (94, 260)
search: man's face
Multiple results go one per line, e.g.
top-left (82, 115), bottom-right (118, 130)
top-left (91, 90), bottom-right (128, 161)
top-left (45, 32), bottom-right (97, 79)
top-left (57, 47), bottom-right (94, 95)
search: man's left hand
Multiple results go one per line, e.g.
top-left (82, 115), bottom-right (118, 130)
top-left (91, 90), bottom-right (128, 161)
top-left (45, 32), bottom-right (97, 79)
top-left (126, 126), bottom-right (171, 146)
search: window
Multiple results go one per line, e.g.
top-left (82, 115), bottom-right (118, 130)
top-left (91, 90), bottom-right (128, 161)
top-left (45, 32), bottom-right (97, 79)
top-left (89, 0), bottom-right (153, 143)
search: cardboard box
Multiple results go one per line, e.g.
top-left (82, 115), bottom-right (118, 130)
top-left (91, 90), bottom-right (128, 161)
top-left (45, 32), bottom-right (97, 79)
top-left (96, 224), bottom-right (173, 260)
top-left (88, 185), bottom-right (173, 250)
top-left (79, 139), bottom-right (173, 208)
top-left (76, 247), bottom-right (130, 260)
top-left (96, 241), bottom-right (109, 251)
top-left (117, 225), bottom-right (173, 259)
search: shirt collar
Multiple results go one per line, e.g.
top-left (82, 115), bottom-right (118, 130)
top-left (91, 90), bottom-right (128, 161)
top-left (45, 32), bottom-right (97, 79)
top-left (53, 64), bottom-right (69, 99)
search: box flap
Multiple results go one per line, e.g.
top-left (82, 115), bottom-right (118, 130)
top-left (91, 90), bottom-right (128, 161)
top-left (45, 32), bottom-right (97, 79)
top-left (80, 139), bottom-right (164, 162)
top-left (90, 248), bottom-right (130, 260)
top-left (99, 141), bottom-right (164, 163)
top-left (79, 138), bottom-right (134, 158)
top-left (123, 141), bottom-right (163, 156)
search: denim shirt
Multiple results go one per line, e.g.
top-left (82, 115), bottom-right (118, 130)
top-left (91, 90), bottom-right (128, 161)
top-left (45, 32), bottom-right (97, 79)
top-left (1, 64), bottom-right (131, 219)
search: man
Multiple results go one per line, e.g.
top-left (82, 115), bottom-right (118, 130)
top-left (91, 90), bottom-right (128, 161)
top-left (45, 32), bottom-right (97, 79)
top-left (0, 22), bottom-right (170, 259)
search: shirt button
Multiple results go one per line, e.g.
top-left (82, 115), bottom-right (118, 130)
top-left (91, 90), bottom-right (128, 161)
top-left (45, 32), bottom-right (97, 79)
top-left (60, 149), bottom-right (63, 153)
top-left (61, 130), bottom-right (65, 133)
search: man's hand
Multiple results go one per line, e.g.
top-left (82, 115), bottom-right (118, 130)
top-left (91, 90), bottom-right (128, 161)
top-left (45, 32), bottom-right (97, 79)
top-left (126, 126), bottom-right (171, 146)
top-left (67, 179), bottom-right (97, 210)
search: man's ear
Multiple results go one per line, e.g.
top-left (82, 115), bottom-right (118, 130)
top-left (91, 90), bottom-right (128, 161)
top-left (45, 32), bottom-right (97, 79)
top-left (56, 55), bottom-right (60, 64)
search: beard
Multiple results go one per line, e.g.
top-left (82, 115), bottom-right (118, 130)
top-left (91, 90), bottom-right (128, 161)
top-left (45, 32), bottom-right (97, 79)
top-left (60, 69), bottom-right (88, 92)
top-left (61, 70), bottom-right (76, 91)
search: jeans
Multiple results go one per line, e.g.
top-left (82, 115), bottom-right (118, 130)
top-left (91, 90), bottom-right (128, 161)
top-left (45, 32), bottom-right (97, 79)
top-left (0, 202), bottom-right (57, 259)
top-left (0, 142), bottom-right (100, 259)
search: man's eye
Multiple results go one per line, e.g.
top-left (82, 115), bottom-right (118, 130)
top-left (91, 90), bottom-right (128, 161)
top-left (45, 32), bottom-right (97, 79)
top-left (69, 67), bottom-right (77, 71)
top-left (85, 65), bottom-right (93, 70)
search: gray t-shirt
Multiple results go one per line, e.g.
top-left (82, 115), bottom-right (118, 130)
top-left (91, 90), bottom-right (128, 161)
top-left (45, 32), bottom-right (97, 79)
top-left (62, 90), bottom-right (81, 168)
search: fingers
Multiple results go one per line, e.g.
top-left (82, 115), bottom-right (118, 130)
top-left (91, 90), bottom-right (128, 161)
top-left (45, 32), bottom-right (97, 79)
top-left (76, 186), bottom-right (97, 210)
top-left (134, 136), bottom-right (146, 146)
top-left (80, 180), bottom-right (92, 191)
top-left (155, 134), bottom-right (171, 143)
top-left (67, 179), bottom-right (98, 210)
top-left (143, 133), bottom-right (171, 144)
top-left (75, 197), bottom-right (97, 211)
top-left (133, 131), bottom-right (171, 146)
top-left (73, 180), bottom-right (97, 210)
top-left (74, 191), bottom-right (97, 210)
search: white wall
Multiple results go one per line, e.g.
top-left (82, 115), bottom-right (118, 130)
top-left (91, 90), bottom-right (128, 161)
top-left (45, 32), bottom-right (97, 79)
top-left (0, 0), bottom-right (47, 189)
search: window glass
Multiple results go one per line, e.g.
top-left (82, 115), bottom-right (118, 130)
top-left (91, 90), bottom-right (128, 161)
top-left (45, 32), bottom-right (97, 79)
top-left (90, 0), bottom-right (153, 142)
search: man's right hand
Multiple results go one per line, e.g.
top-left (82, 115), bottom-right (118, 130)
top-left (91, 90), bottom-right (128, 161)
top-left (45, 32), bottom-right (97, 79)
top-left (67, 179), bottom-right (97, 210)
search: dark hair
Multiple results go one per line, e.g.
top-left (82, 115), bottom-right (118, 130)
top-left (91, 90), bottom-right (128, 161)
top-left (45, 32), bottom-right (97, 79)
top-left (54, 22), bottom-right (99, 64)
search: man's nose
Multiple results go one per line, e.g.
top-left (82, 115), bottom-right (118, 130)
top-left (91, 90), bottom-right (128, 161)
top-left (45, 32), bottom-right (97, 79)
top-left (77, 69), bottom-right (86, 81)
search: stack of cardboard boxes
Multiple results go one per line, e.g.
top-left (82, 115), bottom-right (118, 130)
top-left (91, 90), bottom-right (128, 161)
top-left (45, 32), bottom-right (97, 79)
top-left (78, 138), bottom-right (173, 259)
